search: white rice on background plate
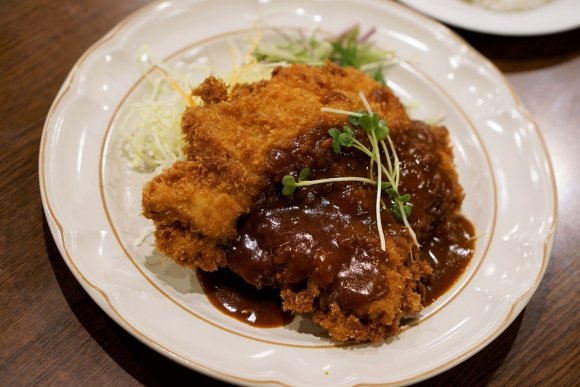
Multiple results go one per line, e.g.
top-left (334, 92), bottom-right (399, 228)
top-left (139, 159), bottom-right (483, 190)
top-left (464, 0), bottom-right (552, 11)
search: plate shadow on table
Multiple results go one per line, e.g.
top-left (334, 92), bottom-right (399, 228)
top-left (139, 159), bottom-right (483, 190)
top-left (414, 311), bottom-right (524, 386)
top-left (42, 217), bottom-right (230, 386)
top-left (451, 27), bottom-right (580, 72)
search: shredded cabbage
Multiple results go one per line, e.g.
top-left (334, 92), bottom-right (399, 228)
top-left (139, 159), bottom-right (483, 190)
top-left (121, 28), bottom-right (399, 175)
top-left (120, 95), bottom-right (187, 174)
top-left (121, 45), bottom-right (275, 174)
top-left (120, 48), bottom-right (194, 174)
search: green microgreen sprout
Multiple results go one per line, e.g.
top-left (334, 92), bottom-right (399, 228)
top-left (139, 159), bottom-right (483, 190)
top-left (282, 92), bottom-right (420, 250)
top-left (255, 24), bottom-right (416, 250)
top-left (298, 167), bottom-right (311, 181)
top-left (281, 168), bottom-right (376, 197)
top-left (328, 125), bottom-right (376, 159)
top-left (357, 91), bottom-right (419, 248)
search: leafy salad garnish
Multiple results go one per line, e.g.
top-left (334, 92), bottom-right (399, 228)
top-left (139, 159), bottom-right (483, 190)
top-left (254, 25), bottom-right (396, 83)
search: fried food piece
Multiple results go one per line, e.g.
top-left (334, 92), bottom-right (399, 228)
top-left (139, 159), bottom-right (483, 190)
top-left (192, 76), bottom-right (228, 105)
top-left (143, 62), bottom-right (409, 270)
top-left (225, 118), bottom-right (458, 342)
top-left (142, 160), bottom-right (256, 270)
top-left (142, 63), bottom-right (463, 342)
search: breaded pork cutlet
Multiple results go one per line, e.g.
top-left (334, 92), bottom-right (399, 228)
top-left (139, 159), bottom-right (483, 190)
top-left (142, 63), bottom-right (464, 342)
top-left (142, 63), bottom-right (408, 270)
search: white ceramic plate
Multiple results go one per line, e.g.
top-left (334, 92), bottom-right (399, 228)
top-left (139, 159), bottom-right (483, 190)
top-left (40, 0), bottom-right (557, 385)
top-left (401, 0), bottom-right (580, 36)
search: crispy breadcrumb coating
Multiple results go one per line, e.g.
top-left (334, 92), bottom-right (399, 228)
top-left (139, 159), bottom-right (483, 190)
top-left (143, 62), bottom-right (408, 271)
top-left (142, 62), bottom-right (463, 342)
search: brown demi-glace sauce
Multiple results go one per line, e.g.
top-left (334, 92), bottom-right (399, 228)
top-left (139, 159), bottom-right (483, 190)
top-left (198, 216), bottom-right (474, 327)
top-left (197, 268), bottom-right (293, 327)
top-left (199, 121), bottom-right (475, 328)
top-left (420, 215), bottom-right (475, 305)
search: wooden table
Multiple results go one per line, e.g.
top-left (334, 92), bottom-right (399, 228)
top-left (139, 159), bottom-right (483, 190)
top-left (1, 1), bottom-right (578, 385)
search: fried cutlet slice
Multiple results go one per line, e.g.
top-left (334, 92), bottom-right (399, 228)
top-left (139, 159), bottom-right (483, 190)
top-left (142, 159), bottom-right (256, 270)
top-left (142, 63), bottom-right (464, 342)
top-left (143, 62), bottom-right (411, 271)
top-left (224, 118), bottom-right (459, 342)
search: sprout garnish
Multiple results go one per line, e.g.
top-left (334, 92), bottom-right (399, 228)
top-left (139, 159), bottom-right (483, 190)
top-left (281, 92), bottom-right (420, 250)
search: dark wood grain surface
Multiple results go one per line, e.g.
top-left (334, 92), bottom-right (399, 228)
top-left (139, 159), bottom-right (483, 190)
top-left (1, 0), bottom-right (578, 385)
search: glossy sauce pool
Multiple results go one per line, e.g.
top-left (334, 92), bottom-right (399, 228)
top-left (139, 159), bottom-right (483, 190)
top-left (198, 120), bottom-right (475, 328)
top-left (198, 215), bottom-right (475, 328)
top-left (421, 215), bottom-right (475, 305)
top-left (197, 268), bottom-right (294, 328)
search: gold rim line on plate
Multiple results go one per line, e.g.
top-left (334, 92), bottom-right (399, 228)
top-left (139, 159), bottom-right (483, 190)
top-left (99, 27), bottom-right (348, 349)
top-left (352, 1), bottom-right (559, 385)
top-left (38, 0), bottom-right (558, 384)
top-left (394, 59), bottom-right (498, 325)
top-left (98, 26), bottom-right (496, 347)
top-left (38, 3), bottom-right (287, 386)
top-left (391, 0), bottom-right (558, 285)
